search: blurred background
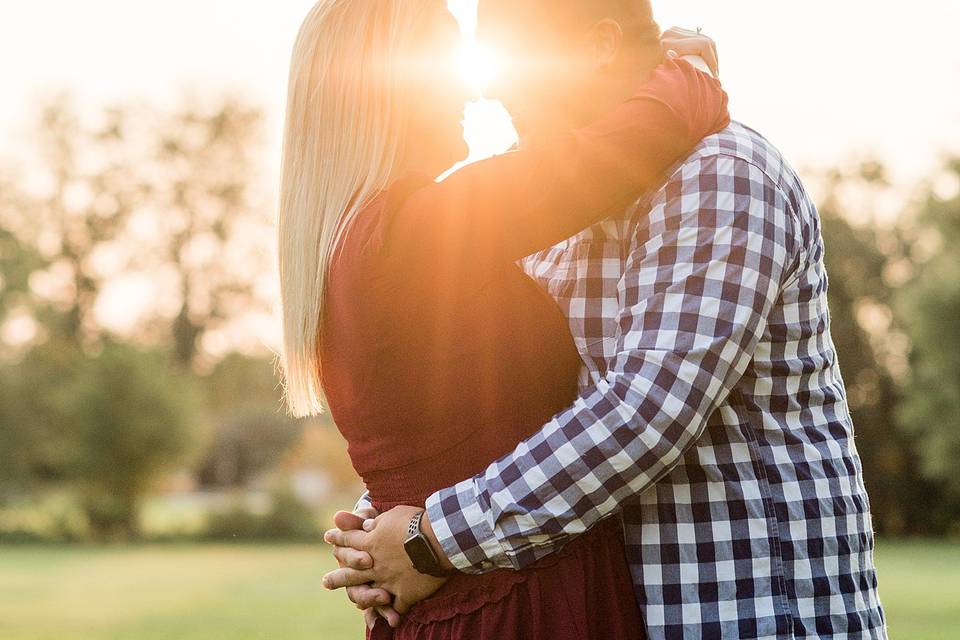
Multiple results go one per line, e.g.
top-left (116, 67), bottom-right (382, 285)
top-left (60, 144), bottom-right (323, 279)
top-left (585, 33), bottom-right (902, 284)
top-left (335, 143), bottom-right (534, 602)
top-left (0, 1), bottom-right (957, 639)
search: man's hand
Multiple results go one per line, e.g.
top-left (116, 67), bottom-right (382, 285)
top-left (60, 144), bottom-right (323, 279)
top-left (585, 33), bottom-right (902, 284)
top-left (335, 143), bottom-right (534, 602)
top-left (323, 505), bottom-right (452, 616)
top-left (328, 508), bottom-right (400, 629)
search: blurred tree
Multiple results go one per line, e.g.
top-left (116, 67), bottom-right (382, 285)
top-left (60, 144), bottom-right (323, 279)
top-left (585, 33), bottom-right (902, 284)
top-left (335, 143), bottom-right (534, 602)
top-left (0, 338), bottom-right (85, 498)
top-left (895, 158), bottom-right (960, 515)
top-left (192, 353), bottom-right (303, 488)
top-left (2, 94), bottom-right (274, 368)
top-left (4, 98), bottom-right (151, 349)
top-left (200, 352), bottom-right (287, 415)
top-left (0, 178), bottom-right (43, 317)
top-left (49, 340), bottom-right (201, 540)
top-left (0, 222), bottom-right (46, 358)
top-left (203, 481), bottom-right (321, 542)
top-left (195, 409), bottom-right (303, 488)
top-left (280, 420), bottom-right (362, 495)
top-left (140, 97), bottom-right (274, 368)
top-left (0, 366), bottom-right (38, 499)
top-left (818, 163), bottom-right (938, 534)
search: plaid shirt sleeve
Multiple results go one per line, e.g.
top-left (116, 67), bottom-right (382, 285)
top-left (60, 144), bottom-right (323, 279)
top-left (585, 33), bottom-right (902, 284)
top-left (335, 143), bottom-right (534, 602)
top-left (353, 491), bottom-right (374, 514)
top-left (424, 152), bottom-right (802, 573)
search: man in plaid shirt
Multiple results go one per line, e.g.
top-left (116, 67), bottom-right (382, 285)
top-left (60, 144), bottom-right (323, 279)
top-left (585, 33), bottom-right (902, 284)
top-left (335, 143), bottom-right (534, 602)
top-left (416, 119), bottom-right (888, 638)
top-left (324, 4), bottom-right (887, 639)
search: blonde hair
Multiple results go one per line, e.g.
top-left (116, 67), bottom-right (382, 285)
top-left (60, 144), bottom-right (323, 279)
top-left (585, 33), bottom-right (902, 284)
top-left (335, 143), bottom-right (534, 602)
top-left (277, 0), bottom-right (431, 417)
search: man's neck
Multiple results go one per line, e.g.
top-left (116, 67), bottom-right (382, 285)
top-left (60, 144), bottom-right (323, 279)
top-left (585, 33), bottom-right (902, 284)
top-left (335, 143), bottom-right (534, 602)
top-left (519, 65), bottom-right (656, 147)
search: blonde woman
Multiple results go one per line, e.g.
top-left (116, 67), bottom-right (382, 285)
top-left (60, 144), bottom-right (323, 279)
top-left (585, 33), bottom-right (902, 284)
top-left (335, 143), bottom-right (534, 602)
top-left (277, 1), bottom-right (727, 638)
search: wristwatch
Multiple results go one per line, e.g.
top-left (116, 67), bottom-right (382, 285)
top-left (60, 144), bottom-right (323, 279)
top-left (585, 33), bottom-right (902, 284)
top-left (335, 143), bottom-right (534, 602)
top-left (403, 510), bottom-right (457, 578)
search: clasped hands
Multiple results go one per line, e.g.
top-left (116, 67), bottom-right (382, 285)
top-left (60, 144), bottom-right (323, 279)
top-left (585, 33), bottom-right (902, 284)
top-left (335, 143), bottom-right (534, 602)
top-left (323, 505), bottom-right (453, 629)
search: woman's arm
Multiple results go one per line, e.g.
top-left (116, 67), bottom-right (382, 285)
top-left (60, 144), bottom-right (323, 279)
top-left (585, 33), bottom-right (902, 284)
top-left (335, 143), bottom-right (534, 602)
top-left (385, 57), bottom-right (729, 267)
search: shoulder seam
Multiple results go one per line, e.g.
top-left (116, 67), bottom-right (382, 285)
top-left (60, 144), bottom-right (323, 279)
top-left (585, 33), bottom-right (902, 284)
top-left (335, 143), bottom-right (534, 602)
top-left (663, 148), bottom-right (806, 288)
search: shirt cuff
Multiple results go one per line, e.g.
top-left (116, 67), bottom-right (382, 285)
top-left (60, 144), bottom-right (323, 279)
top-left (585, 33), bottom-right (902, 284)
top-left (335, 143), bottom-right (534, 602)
top-left (424, 479), bottom-right (513, 575)
top-left (353, 490), bottom-right (373, 514)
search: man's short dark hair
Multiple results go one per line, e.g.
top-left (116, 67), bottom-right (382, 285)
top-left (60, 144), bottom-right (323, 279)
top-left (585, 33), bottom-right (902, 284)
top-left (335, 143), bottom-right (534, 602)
top-left (562, 0), bottom-right (655, 24)
top-left (555, 0), bottom-right (660, 47)
top-left (479, 0), bottom-right (661, 58)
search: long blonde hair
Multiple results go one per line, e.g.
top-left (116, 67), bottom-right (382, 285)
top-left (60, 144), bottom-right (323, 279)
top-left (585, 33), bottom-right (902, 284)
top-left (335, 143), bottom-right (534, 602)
top-left (277, 0), bottom-right (431, 417)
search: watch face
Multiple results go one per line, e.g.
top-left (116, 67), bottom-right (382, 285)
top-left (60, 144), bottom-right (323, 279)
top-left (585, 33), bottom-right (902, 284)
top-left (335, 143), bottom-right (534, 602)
top-left (404, 534), bottom-right (439, 573)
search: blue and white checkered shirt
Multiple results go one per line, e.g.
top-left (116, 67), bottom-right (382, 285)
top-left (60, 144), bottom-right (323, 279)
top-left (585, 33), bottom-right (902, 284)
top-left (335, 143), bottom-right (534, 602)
top-left (418, 122), bottom-right (887, 639)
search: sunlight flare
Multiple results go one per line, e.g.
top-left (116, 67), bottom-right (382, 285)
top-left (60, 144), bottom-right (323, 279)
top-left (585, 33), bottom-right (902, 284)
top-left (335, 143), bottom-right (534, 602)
top-left (458, 40), bottom-right (499, 94)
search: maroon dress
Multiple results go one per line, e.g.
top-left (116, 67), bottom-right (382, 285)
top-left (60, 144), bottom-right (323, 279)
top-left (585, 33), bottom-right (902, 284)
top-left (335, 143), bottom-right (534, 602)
top-left (319, 60), bottom-right (729, 640)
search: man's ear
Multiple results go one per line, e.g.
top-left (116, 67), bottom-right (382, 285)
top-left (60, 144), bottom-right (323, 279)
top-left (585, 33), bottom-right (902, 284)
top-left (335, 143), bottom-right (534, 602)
top-left (585, 19), bottom-right (624, 70)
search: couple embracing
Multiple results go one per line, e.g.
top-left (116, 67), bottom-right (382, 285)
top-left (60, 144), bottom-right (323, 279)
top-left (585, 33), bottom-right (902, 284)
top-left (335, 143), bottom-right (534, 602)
top-left (276, 1), bottom-right (887, 638)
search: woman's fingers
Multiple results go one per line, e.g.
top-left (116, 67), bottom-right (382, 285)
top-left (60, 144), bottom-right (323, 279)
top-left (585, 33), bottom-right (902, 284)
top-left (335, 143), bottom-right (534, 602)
top-left (661, 36), bottom-right (718, 71)
top-left (332, 544), bottom-right (373, 570)
top-left (376, 606), bottom-right (402, 628)
top-left (333, 510), bottom-right (368, 531)
top-left (364, 608), bottom-right (380, 630)
top-left (347, 584), bottom-right (393, 608)
top-left (355, 506), bottom-right (380, 520)
top-left (662, 38), bottom-right (719, 77)
top-left (360, 603), bottom-right (402, 630)
top-left (322, 566), bottom-right (375, 590)
top-left (323, 527), bottom-right (370, 550)
top-left (662, 26), bottom-right (701, 38)
top-left (661, 26), bottom-right (720, 78)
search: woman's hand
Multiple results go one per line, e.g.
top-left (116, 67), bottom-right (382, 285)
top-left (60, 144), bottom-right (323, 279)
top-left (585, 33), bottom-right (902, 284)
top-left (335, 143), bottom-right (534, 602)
top-left (661, 26), bottom-right (720, 78)
top-left (324, 505), bottom-right (451, 621)
top-left (328, 509), bottom-right (402, 629)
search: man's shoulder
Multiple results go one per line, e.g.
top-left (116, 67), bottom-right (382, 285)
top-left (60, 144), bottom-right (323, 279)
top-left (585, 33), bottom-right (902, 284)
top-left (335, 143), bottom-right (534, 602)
top-left (675, 120), bottom-right (807, 203)
top-left (629, 121), bottom-right (817, 256)
top-left (678, 121), bottom-right (799, 191)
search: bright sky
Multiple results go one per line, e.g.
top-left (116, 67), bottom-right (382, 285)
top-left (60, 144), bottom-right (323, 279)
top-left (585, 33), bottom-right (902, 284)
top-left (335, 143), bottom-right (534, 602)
top-left (2, 0), bottom-right (958, 188)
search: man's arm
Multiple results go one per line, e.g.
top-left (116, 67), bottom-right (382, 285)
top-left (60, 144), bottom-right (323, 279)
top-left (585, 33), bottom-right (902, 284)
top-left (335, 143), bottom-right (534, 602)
top-left (424, 152), bottom-right (802, 573)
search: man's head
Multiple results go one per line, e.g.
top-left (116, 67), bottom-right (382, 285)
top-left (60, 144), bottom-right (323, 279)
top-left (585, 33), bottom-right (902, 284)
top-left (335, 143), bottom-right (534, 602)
top-left (478, 0), bottom-right (662, 140)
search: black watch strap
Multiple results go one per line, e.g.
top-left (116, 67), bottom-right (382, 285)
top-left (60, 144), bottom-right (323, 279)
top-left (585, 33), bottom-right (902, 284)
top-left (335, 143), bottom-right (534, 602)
top-left (408, 510), bottom-right (425, 538)
top-left (404, 510), bottom-right (457, 578)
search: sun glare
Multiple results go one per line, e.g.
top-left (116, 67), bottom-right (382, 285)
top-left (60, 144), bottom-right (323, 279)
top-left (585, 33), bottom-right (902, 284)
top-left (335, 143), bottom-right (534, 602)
top-left (458, 40), bottom-right (499, 94)
top-left (446, 0), bottom-right (517, 168)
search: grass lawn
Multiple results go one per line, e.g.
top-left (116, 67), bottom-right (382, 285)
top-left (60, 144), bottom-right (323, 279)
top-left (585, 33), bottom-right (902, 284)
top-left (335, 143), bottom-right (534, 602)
top-left (0, 543), bottom-right (359, 640)
top-left (871, 539), bottom-right (960, 639)
top-left (0, 539), bottom-right (955, 639)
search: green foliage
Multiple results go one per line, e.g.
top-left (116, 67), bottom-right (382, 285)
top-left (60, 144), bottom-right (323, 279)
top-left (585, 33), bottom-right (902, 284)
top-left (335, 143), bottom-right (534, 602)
top-left (817, 168), bottom-right (943, 534)
top-left (0, 367), bottom-right (37, 494)
top-left (203, 484), bottom-right (321, 542)
top-left (0, 339), bottom-right (85, 496)
top-left (0, 227), bottom-right (43, 328)
top-left (194, 410), bottom-right (303, 488)
top-left (194, 353), bottom-right (305, 487)
top-left (1, 95), bottom-right (272, 365)
top-left (0, 491), bottom-right (90, 543)
top-left (895, 160), bottom-right (960, 503)
top-left (48, 340), bottom-right (202, 540)
top-left (200, 353), bottom-right (288, 415)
